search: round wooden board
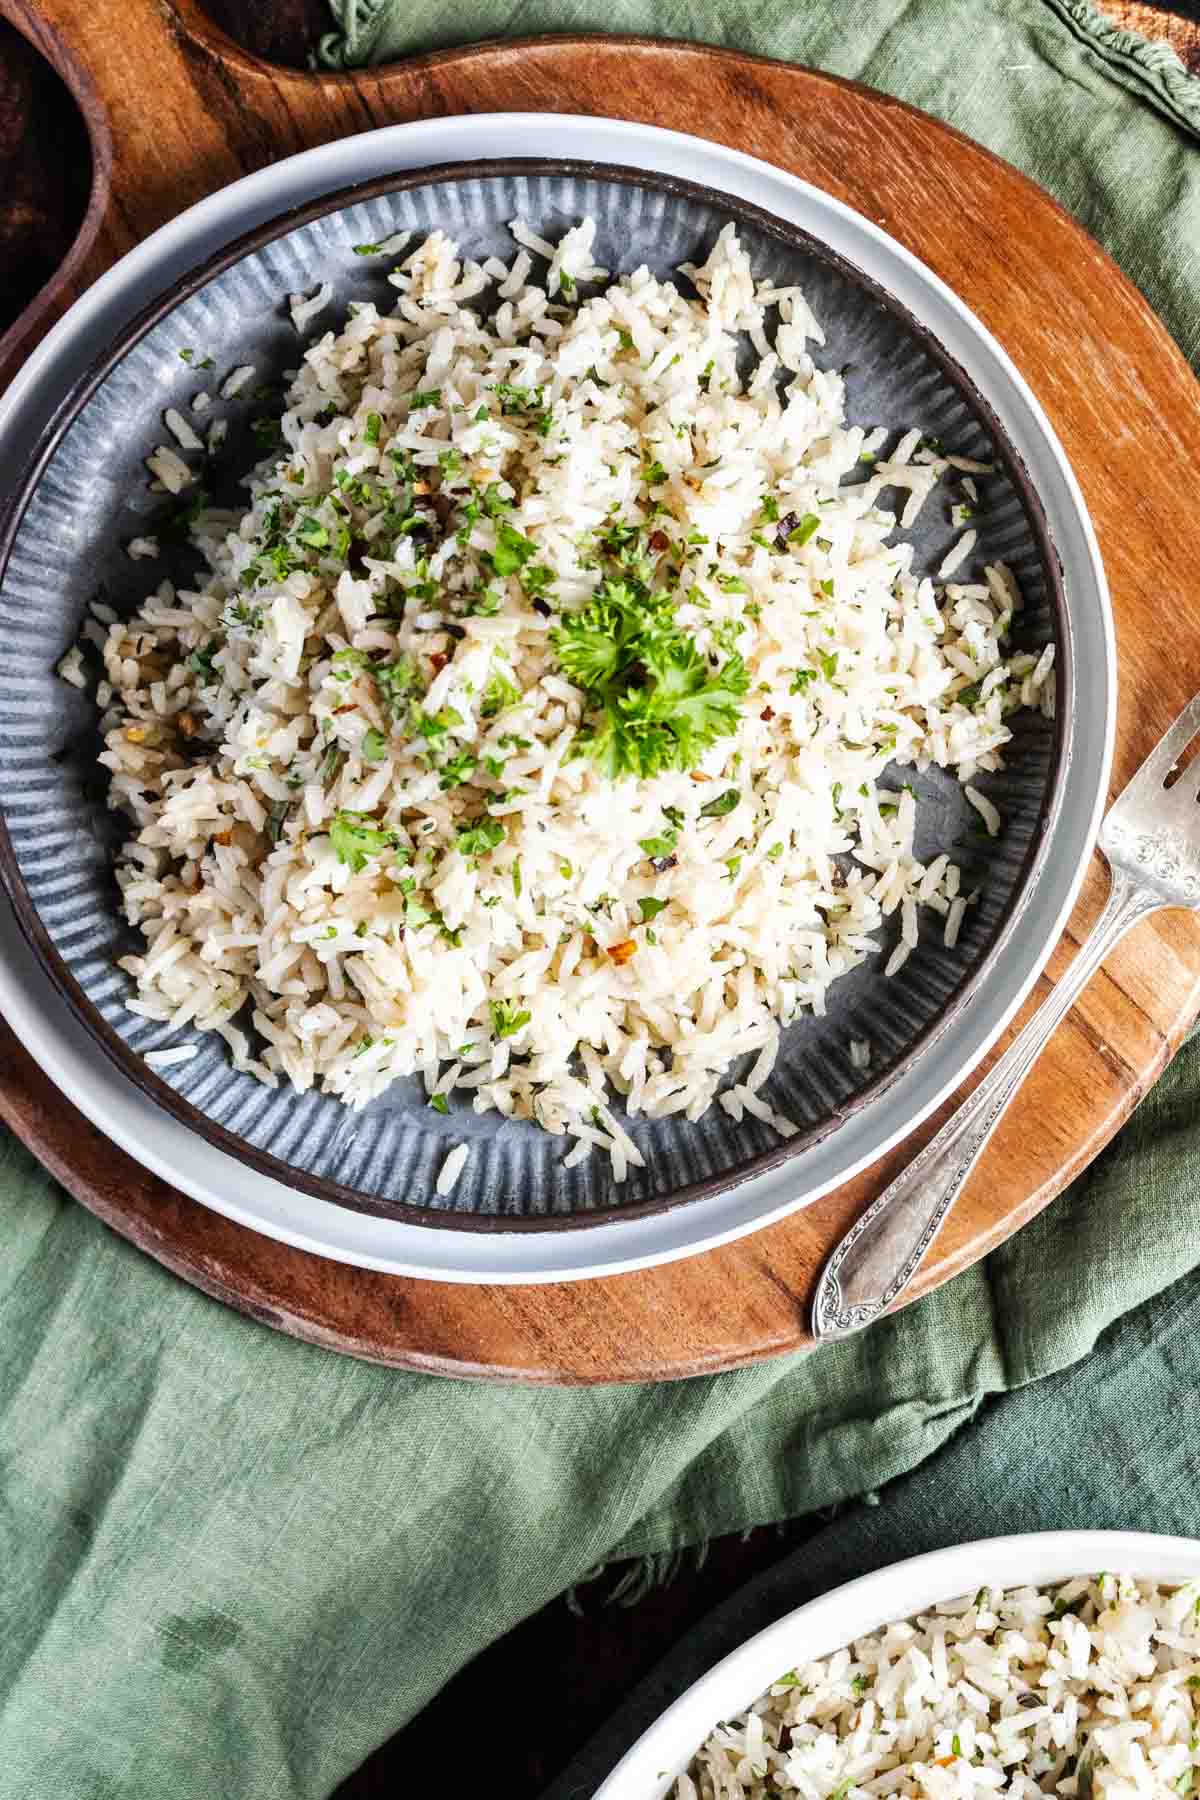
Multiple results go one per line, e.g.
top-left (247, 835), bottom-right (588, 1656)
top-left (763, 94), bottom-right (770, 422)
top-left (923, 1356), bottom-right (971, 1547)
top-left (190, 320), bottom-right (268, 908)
top-left (3, 0), bottom-right (1200, 1383)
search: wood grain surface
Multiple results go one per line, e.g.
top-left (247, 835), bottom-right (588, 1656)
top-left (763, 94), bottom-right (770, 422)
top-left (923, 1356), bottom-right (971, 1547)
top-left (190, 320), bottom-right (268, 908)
top-left (4, 0), bottom-right (1200, 1387)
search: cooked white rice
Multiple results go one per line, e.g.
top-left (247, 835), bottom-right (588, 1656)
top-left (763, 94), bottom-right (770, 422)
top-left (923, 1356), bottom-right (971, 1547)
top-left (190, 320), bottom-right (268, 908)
top-left (221, 364), bottom-right (257, 399)
top-left (435, 1141), bottom-right (469, 1195)
top-left (681, 1574), bottom-right (1200, 1800)
top-left (85, 218), bottom-right (1055, 1162)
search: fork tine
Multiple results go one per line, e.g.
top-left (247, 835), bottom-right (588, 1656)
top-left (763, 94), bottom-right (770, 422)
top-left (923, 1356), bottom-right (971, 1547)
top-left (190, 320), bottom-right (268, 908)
top-left (1115, 691), bottom-right (1200, 808)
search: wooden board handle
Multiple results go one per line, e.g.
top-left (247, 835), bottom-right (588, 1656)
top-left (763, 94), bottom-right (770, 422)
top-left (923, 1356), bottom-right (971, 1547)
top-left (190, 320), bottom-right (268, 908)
top-left (0, 0), bottom-right (113, 387)
top-left (0, 0), bottom-right (380, 387)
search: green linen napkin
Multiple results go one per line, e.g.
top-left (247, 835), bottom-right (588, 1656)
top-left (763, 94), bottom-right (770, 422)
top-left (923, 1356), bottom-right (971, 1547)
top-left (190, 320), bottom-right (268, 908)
top-left (3, 3), bottom-right (1200, 1795)
top-left (544, 1247), bottom-right (1200, 1800)
top-left (0, 1042), bottom-right (1198, 1798)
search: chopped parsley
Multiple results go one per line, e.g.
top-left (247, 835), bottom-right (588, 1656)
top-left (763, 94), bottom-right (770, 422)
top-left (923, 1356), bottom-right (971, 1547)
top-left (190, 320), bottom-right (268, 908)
top-left (495, 381), bottom-right (544, 414)
top-left (789, 669), bottom-right (816, 695)
top-left (409, 389), bottom-right (441, 410)
top-left (481, 670), bottom-right (521, 718)
top-left (438, 750), bottom-right (477, 789)
top-left (373, 657), bottom-right (421, 718)
top-left (489, 1000), bottom-right (531, 1040)
top-left (638, 826), bottom-right (678, 859)
top-left (638, 896), bottom-right (668, 923)
top-left (429, 1092), bottom-right (450, 1114)
top-left (187, 640), bottom-right (219, 682)
top-left (786, 513), bottom-right (821, 548)
top-left (699, 787), bottom-right (740, 819)
top-left (329, 811), bottom-right (397, 874)
top-left (330, 648), bottom-right (369, 680)
top-left (360, 727), bottom-right (389, 762)
top-left (487, 521), bottom-right (537, 578)
top-left (455, 818), bottom-right (505, 859)
top-left (363, 412), bottom-right (382, 446)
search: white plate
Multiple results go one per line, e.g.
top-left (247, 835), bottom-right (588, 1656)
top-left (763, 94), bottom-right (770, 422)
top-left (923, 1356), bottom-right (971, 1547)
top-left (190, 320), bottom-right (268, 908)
top-left (595, 1530), bottom-right (1200, 1799)
top-left (0, 113), bottom-right (1114, 1283)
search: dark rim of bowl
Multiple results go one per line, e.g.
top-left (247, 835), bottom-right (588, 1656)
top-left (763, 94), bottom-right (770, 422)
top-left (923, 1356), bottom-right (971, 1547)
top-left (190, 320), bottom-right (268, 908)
top-left (0, 156), bottom-right (1071, 1234)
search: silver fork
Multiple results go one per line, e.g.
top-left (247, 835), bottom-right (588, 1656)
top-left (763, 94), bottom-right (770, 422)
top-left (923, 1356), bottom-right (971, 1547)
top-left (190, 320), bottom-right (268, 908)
top-left (811, 690), bottom-right (1200, 1342)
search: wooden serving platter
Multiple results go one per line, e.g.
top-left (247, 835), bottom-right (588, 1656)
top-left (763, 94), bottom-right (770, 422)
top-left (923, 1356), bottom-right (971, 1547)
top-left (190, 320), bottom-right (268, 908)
top-left (3, 0), bottom-right (1200, 1382)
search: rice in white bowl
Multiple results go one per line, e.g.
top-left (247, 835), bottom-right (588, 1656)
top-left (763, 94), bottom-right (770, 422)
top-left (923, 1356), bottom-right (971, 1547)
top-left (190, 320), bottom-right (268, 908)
top-left (682, 1574), bottom-right (1199, 1800)
top-left (85, 217), bottom-right (1055, 1170)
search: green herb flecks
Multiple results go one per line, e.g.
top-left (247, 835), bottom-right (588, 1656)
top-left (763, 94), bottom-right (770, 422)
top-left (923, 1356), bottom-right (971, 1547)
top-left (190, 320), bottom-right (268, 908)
top-left (784, 512), bottom-right (821, 549)
top-left (330, 811), bottom-right (397, 874)
top-left (456, 818), bottom-right (506, 859)
top-left (487, 521), bottom-right (537, 579)
top-left (373, 657), bottom-right (421, 719)
top-left (490, 1000), bottom-right (531, 1040)
top-left (481, 670), bottom-right (521, 718)
top-left (699, 787), bottom-right (740, 819)
top-left (638, 826), bottom-right (678, 860)
top-left (187, 640), bottom-right (219, 683)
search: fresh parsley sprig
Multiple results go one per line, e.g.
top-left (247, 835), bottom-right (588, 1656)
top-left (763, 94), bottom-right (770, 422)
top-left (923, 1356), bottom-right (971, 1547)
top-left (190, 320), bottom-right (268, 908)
top-left (551, 573), bottom-right (748, 780)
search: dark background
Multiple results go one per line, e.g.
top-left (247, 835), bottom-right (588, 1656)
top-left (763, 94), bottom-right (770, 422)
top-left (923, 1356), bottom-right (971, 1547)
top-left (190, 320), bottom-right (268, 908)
top-left (1, 2), bottom-right (1197, 1792)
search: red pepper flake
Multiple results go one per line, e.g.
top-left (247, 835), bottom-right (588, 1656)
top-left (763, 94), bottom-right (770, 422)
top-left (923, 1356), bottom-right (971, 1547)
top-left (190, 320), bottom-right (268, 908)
top-left (649, 530), bottom-right (669, 552)
top-left (429, 652), bottom-right (449, 672)
top-left (760, 706), bottom-right (775, 722)
top-left (607, 939), bottom-right (637, 966)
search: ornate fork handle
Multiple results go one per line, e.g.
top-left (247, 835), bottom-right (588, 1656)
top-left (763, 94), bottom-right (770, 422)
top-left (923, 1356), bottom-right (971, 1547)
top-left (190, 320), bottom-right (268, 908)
top-left (811, 868), bottom-right (1164, 1341)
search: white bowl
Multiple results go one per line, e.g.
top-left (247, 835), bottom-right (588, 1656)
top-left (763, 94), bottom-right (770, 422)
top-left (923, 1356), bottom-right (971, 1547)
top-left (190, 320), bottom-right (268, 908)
top-left (594, 1531), bottom-right (1200, 1799)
